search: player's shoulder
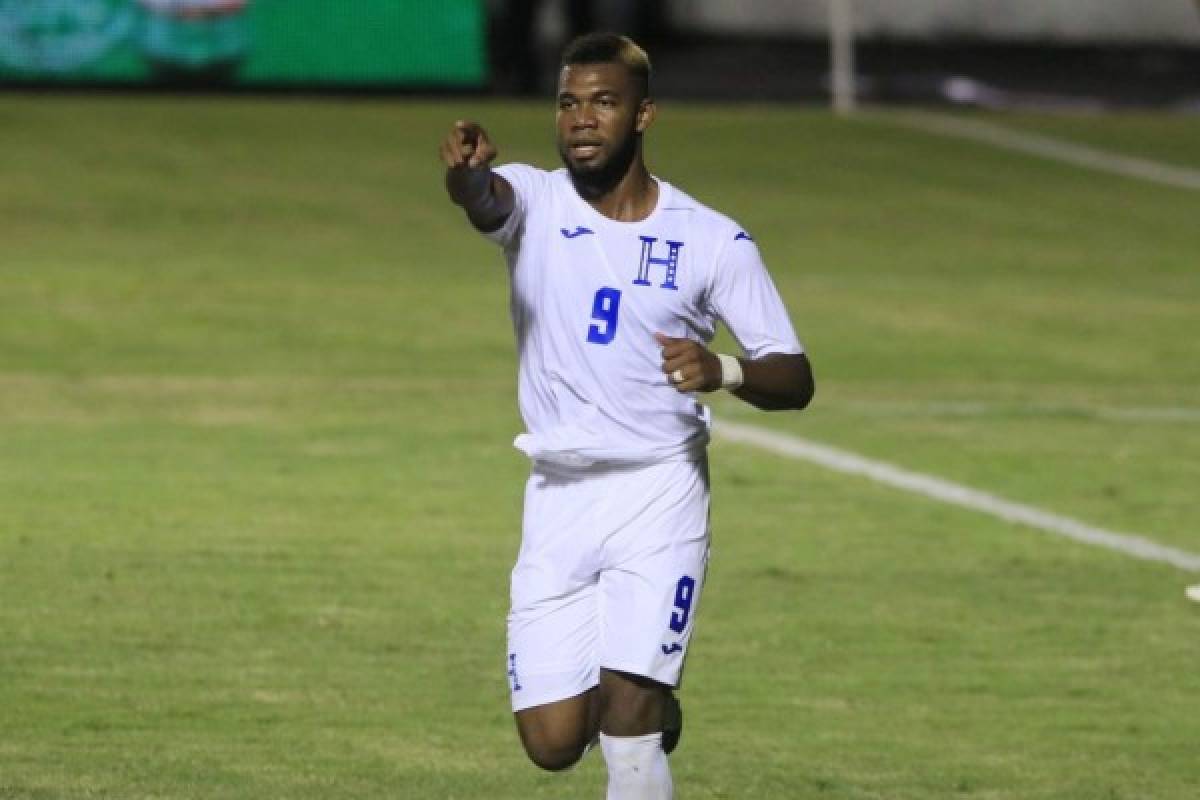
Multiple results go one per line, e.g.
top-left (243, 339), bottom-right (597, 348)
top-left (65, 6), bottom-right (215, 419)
top-left (493, 163), bottom-right (561, 192)
top-left (660, 180), bottom-right (755, 246)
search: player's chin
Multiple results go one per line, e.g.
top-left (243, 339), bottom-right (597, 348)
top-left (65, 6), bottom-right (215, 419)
top-left (566, 154), bottom-right (606, 174)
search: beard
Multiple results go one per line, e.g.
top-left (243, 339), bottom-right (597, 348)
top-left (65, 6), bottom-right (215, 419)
top-left (558, 126), bottom-right (641, 199)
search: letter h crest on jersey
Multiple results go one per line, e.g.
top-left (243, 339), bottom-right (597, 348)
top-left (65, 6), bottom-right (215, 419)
top-left (633, 236), bottom-right (683, 291)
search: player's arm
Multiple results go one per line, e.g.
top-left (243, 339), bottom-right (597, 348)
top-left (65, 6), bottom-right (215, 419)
top-left (440, 120), bottom-right (515, 233)
top-left (656, 334), bottom-right (814, 411)
top-left (730, 352), bottom-right (814, 410)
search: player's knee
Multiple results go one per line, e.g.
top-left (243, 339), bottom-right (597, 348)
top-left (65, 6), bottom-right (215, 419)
top-left (597, 670), bottom-right (667, 735)
top-left (515, 710), bottom-right (591, 771)
top-left (520, 736), bottom-right (587, 772)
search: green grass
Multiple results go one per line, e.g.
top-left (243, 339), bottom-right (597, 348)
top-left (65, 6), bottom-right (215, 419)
top-left (2, 96), bottom-right (1199, 798)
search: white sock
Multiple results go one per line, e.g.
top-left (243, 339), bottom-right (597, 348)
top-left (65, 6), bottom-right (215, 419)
top-left (599, 732), bottom-right (673, 800)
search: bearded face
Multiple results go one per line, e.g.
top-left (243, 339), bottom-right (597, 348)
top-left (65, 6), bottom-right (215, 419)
top-left (555, 62), bottom-right (652, 191)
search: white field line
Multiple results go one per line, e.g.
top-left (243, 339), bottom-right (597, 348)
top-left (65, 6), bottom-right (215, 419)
top-left (1101, 407), bottom-right (1200, 422)
top-left (714, 419), bottom-right (1200, 573)
top-left (887, 112), bottom-right (1200, 192)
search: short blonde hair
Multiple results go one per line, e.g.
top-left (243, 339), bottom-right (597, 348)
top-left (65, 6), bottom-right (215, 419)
top-left (561, 33), bottom-right (651, 100)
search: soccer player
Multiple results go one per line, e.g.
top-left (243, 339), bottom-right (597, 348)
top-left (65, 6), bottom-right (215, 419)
top-left (440, 33), bottom-right (814, 799)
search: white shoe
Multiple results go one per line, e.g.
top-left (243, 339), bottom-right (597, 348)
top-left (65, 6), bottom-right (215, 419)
top-left (1186, 585), bottom-right (1200, 604)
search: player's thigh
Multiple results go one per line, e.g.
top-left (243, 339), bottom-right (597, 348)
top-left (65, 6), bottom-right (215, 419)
top-left (507, 466), bottom-right (606, 713)
top-left (507, 582), bottom-right (600, 713)
top-left (598, 457), bottom-right (711, 687)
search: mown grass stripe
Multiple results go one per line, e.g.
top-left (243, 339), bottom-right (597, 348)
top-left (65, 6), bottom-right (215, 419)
top-left (715, 419), bottom-right (1200, 572)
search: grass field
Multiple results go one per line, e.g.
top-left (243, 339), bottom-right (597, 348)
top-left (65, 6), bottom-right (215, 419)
top-left (2, 96), bottom-right (1199, 799)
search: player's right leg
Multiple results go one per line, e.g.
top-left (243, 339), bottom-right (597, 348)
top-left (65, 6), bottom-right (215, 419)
top-left (508, 573), bottom-right (603, 770)
top-left (505, 458), bottom-right (698, 774)
top-left (506, 463), bottom-right (607, 770)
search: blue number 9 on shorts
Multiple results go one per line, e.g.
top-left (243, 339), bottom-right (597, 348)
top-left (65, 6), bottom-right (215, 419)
top-left (668, 575), bottom-right (696, 633)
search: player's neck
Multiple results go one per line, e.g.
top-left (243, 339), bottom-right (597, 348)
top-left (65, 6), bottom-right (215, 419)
top-left (574, 163), bottom-right (658, 223)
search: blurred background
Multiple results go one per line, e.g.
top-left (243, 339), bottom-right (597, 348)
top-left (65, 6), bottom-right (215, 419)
top-left (2, 0), bottom-right (1199, 109)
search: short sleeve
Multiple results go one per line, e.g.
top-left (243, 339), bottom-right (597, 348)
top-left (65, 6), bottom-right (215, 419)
top-left (481, 163), bottom-right (547, 248)
top-left (706, 231), bottom-right (804, 359)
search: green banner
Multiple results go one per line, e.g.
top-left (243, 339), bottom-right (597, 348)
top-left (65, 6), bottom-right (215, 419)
top-left (0, 0), bottom-right (486, 86)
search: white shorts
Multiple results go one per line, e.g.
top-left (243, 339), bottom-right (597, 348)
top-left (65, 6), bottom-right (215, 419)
top-left (506, 456), bottom-right (711, 712)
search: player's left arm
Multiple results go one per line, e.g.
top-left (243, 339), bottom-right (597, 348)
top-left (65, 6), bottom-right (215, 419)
top-left (658, 227), bottom-right (814, 411)
top-left (732, 351), bottom-right (814, 410)
top-left (656, 335), bottom-right (814, 411)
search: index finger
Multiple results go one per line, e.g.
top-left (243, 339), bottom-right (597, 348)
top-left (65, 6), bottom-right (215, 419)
top-left (467, 129), bottom-right (495, 167)
top-left (455, 120), bottom-right (481, 146)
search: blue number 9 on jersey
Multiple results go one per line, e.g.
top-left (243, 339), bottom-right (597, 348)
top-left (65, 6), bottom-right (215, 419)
top-left (587, 287), bottom-right (622, 345)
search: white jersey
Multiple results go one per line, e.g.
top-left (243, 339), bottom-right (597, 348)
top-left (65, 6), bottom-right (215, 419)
top-left (484, 164), bottom-right (803, 467)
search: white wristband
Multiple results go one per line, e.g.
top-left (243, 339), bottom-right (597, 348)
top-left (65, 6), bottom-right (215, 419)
top-left (716, 353), bottom-right (744, 391)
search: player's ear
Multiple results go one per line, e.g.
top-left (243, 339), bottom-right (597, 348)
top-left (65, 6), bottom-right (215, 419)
top-left (635, 97), bottom-right (656, 133)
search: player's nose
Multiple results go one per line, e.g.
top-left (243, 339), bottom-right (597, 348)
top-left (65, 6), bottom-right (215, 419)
top-left (570, 108), bottom-right (598, 129)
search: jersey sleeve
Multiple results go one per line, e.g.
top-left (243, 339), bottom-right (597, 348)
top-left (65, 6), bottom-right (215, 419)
top-left (706, 231), bottom-right (804, 359)
top-left (480, 163), bottom-right (546, 249)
